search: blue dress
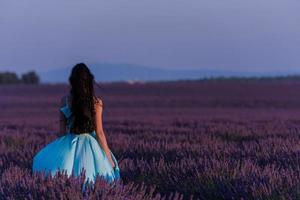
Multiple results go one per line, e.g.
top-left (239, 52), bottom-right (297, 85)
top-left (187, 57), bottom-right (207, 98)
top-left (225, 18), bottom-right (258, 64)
top-left (32, 100), bottom-right (120, 189)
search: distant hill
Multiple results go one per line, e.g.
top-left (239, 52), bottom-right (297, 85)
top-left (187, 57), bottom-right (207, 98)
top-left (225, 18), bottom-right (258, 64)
top-left (38, 63), bottom-right (300, 83)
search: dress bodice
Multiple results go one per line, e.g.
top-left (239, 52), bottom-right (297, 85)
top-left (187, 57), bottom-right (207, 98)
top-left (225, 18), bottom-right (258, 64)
top-left (60, 96), bottom-right (96, 136)
top-left (60, 102), bottom-right (74, 132)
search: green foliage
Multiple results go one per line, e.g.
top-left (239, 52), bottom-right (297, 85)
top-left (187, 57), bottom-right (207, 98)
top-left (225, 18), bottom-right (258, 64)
top-left (21, 71), bottom-right (40, 84)
top-left (0, 72), bottom-right (19, 84)
top-left (0, 71), bottom-right (40, 84)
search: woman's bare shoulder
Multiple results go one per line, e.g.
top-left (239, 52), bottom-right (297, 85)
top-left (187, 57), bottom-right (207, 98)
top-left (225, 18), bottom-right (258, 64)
top-left (94, 96), bottom-right (103, 107)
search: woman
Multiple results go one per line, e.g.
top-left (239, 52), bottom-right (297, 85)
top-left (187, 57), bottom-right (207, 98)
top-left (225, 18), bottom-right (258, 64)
top-left (32, 63), bottom-right (120, 188)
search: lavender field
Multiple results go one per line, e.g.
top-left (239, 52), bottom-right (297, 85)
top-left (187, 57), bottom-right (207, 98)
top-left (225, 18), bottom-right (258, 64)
top-left (1, 80), bottom-right (300, 200)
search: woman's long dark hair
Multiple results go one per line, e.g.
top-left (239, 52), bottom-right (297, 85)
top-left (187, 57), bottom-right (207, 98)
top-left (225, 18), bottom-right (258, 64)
top-left (69, 63), bottom-right (96, 134)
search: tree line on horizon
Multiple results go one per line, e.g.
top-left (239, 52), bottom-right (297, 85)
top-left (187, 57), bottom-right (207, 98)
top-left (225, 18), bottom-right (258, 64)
top-left (1, 70), bottom-right (300, 85)
top-left (0, 71), bottom-right (40, 84)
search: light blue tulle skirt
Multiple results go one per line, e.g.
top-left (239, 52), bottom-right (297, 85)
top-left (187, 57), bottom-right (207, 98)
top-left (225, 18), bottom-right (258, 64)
top-left (32, 131), bottom-right (120, 190)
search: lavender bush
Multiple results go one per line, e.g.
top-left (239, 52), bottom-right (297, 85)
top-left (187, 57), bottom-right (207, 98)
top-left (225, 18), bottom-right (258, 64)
top-left (1, 80), bottom-right (300, 199)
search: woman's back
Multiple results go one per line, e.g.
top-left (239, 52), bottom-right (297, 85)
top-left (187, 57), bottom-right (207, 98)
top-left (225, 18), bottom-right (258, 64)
top-left (60, 95), bottom-right (102, 135)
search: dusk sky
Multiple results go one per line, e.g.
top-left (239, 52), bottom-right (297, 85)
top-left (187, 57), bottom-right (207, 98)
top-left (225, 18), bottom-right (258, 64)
top-left (1, 0), bottom-right (300, 74)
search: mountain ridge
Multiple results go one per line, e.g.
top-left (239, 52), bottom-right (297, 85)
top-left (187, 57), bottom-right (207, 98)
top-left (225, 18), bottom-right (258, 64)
top-left (38, 63), bottom-right (300, 83)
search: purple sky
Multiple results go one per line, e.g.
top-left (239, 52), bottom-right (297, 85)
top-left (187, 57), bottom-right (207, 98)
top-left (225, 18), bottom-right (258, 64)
top-left (0, 0), bottom-right (300, 73)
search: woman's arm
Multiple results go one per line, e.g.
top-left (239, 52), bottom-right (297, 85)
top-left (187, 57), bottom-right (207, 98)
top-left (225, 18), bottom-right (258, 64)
top-left (94, 98), bottom-right (116, 168)
top-left (59, 97), bottom-right (67, 136)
